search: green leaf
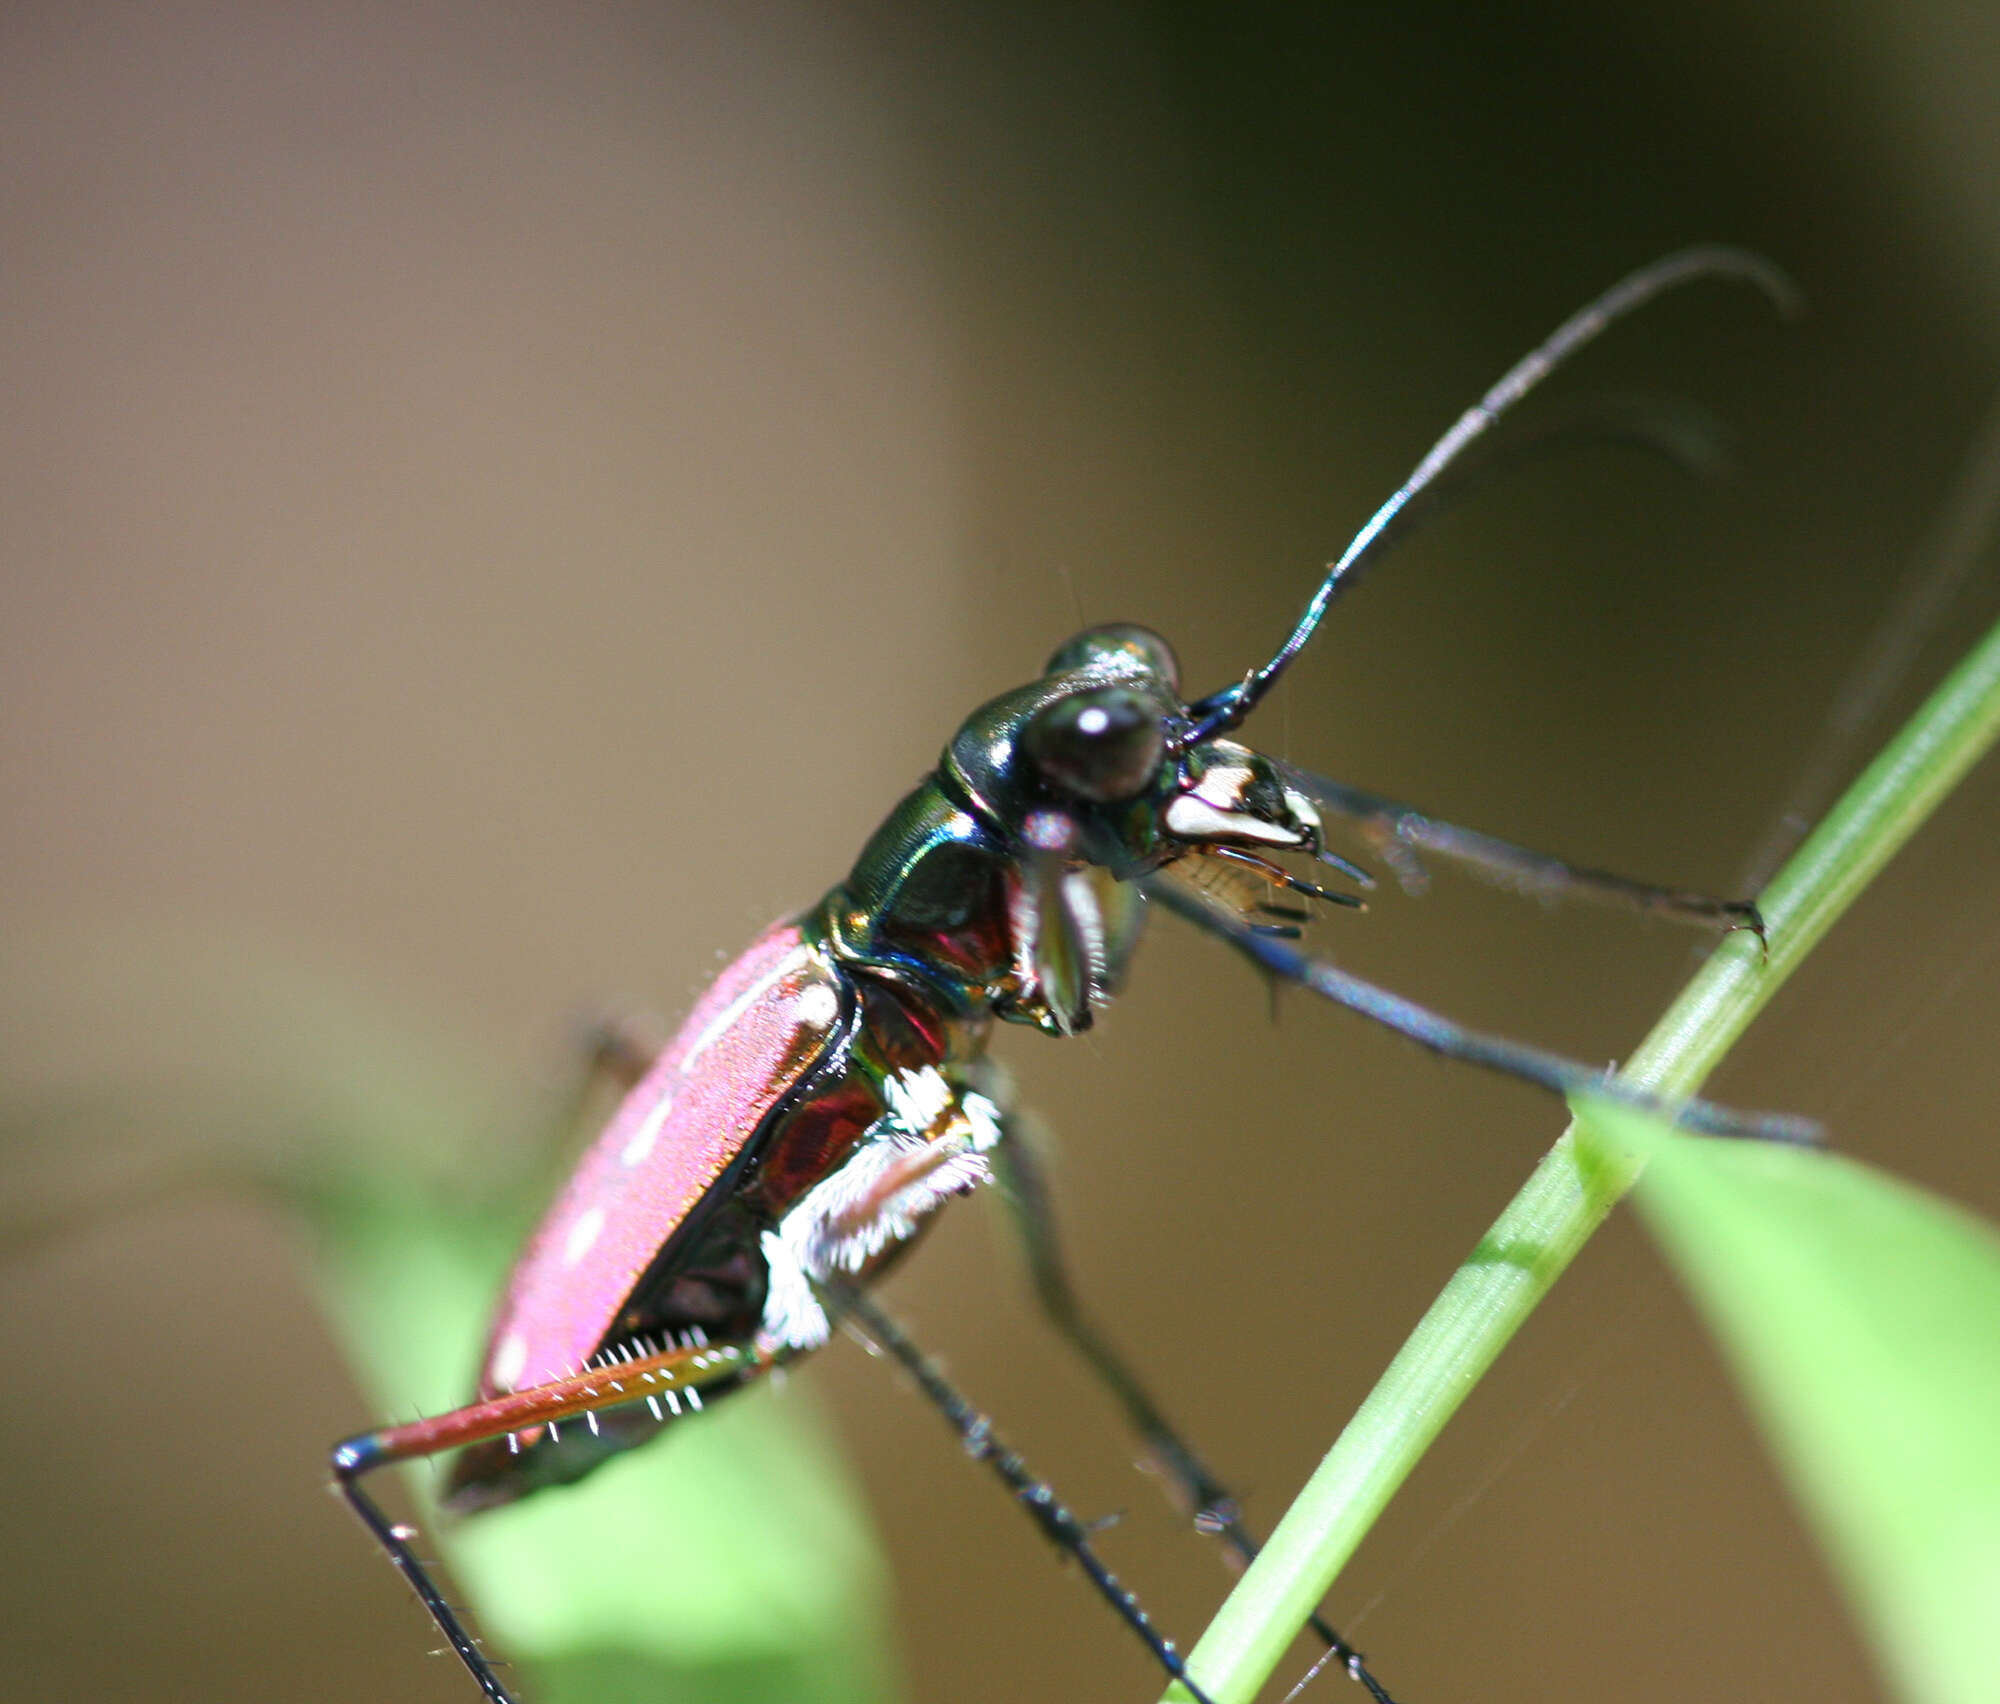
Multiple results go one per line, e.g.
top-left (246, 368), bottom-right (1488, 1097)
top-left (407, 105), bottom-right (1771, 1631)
top-left (1583, 1099), bottom-right (2000, 1704)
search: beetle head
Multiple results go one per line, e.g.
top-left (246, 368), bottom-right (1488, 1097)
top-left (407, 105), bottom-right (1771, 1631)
top-left (943, 622), bottom-right (1322, 875)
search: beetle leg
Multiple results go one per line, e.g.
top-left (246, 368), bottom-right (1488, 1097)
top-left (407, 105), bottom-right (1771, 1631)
top-left (568, 1010), bottom-right (663, 1093)
top-left (822, 1281), bottom-right (1223, 1704)
top-left (330, 1335), bottom-right (765, 1704)
top-left (541, 1011), bottom-right (663, 1149)
top-left (1147, 868), bottom-right (1819, 1144)
top-left (989, 1115), bottom-right (1397, 1704)
top-left (1277, 761), bottom-right (1767, 944)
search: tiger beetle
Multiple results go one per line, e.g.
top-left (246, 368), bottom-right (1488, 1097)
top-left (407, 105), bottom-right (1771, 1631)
top-left (332, 247), bottom-right (1814, 1704)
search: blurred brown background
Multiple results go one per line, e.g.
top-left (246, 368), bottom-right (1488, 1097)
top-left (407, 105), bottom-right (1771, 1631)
top-left (5, 4), bottom-right (1999, 1702)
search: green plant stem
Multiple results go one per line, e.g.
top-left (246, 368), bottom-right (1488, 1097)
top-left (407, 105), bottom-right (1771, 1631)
top-left (1167, 611), bottom-right (2000, 1704)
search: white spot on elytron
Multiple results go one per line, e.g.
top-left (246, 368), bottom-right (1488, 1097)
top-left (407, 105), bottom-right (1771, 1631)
top-left (491, 1332), bottom-right (529, 1391)
top-left (563, 1205), bottom-right (606, 1268)
top-left (794, 982), bottom-right (839, 1030)
top-left (680, 942), bottom-right (814, 1074)
top-left (620, 1093), bottom-right (674, 1166)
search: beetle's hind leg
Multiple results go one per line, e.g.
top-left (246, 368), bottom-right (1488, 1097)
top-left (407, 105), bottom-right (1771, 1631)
top-left (331, 1461), bottom-right (515, 1703)
top-left (331, 1336), bottom-right (763, 1704)
top-left (324, 1015), bottom-right (674, 1704)
top-left (985, 1115), bottom-right (1399, 1704)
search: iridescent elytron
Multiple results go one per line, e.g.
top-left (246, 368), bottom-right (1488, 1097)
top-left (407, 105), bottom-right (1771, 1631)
top-left (333, 249), bottom-right (1810, 1704)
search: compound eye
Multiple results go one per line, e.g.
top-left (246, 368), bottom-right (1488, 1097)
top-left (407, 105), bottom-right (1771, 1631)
top-left (1023, 686), bottom-right (1167, 802)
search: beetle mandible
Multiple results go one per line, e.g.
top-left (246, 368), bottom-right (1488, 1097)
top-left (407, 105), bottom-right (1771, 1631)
top-left (333, 246), bottom-right (1811, 1704)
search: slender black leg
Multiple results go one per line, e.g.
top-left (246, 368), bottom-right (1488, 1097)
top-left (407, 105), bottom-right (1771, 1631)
top-left (991, 1126), bottom-right (1399, 1704)
top-left (332, 1448), bottom-right (519, 1704)
top-left (568, 1011), bottom-right (663, 1093)
top-left (825, 1283), bottom-right (1222, 1704)
top-left (1280, 763), bottom-right (1766, 942)
top-left (1146, 870), bottom-right (1819, 1145)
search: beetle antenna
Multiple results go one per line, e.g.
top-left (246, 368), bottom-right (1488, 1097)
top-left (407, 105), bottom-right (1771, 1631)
top-left (1179, 246), bottom-right (1799, 745)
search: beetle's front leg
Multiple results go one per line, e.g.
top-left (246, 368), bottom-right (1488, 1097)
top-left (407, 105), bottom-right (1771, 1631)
top-left (1147, 866), bottom-right (1818, 1144)
top-left (1280, 762), bottom-right (1767, 940)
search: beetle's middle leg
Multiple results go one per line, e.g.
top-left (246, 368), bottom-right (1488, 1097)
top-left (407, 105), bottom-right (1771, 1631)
top-left (823, 1281), bottom-right (1221, 1704)
top-left (990, 1116), bottom-right (1240, 1531)
top-left (1146, 867), bottom-right (1820, 1145)
top-left (1280, 763), bottom-right (1768, 941)
top-left (988, 1110), bottom-right (1397, 1704)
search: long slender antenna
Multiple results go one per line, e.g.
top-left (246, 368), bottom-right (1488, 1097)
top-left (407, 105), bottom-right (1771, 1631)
top-left (1180, 246), bottom-right (1799, 744)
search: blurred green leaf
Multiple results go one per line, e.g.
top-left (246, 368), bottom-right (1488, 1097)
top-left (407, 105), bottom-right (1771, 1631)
top-left (1584, 1098), bottom-right (2000, 1704)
